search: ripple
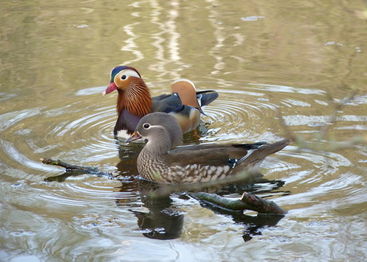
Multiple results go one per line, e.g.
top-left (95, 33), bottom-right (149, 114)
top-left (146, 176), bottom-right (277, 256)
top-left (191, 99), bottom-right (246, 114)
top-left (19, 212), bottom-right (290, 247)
top-left (34, 177), bottom-right (139, 210)
top-left (0, 82), bottom-right (364, 223)
top-left (0, 108), bottom-right (41, 132)
top-left (0, 138), bottom-right (61, 175)
top-left (0, 92), bottom-right (17, 102)
top-left (248, 83), bottom-right (326, 95)
top-left (201, 90), bottom-right (281, 141)
top-left (75, 86), bottom-right (106, 96)
top-left (0, 103), bottom-right (119, 177)
top-left (51, 107), bottom-right (114, 137)
top-left (44, 105), bottom-right (118, 163)
top-left (283, 115), bottom-right (367, 127)
top-left (193, 83), bottom-right (365, 217)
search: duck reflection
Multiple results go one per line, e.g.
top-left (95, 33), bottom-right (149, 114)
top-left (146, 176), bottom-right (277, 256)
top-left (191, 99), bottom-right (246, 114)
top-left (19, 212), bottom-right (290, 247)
top-left (115, 173), bottom-right (286, 241)
top-left (133, 181), bottom-right (184, 240)
top-left (114, 179), bottom-right (184, 240)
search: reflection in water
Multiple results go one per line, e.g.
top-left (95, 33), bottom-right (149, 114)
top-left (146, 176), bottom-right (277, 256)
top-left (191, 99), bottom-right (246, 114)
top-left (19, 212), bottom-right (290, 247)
top-left (149, 0), bottom-right (186, 80)
top-left (129, 182), bottom-right (184, 240)
top-left (133, 206), bottom-right (184, 240)
top-left (116, 141), bottom-right (142, 175)
top-left (122, 179), bottom-right (286, 241)
top-left (121, 22), bottom-right (144, 65)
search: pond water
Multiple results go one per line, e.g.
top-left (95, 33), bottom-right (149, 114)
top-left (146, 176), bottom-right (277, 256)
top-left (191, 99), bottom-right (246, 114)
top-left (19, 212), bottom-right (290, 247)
top-left (1, 0), bottom-right (366, 261)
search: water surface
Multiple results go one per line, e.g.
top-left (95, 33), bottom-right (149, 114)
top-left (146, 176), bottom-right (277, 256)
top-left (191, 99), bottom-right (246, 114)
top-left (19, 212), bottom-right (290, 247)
top-left (0, 0), bottom-right (366, 261)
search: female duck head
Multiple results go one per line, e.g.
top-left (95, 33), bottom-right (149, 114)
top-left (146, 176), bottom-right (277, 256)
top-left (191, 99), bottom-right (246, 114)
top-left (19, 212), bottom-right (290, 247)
top-left (135, 112), bottom-right (183, 149)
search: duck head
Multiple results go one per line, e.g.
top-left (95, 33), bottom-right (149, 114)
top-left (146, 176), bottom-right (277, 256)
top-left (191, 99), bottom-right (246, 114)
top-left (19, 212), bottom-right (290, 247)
top-left (129, 112), bottom-right (183, 148)
top-left (103, 65), bottom-right (152, 117)
top-left (103, 65), bottom-right (142, 95)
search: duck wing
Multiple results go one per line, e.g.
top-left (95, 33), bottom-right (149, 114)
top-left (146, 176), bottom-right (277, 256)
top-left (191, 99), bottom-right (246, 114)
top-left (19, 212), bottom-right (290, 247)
top-left (164, 147), bottom-right (238, 168)
top-left (170, 142), bottom-right (267, 160)
top-left (152, 93), bottom-right (184, 113)
top-left (164, 142), bottom-right (267, 167)
top-left (152, 90), bottom-right (218, 112)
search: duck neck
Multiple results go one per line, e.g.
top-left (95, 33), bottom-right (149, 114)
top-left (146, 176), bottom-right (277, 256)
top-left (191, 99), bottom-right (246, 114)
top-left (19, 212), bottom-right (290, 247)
top-left (117, 79), bottom-right (152, 117)
top-left (143, 132), bottom-right (172, 157)
top-left (144, 141), bottom-right (171, 157)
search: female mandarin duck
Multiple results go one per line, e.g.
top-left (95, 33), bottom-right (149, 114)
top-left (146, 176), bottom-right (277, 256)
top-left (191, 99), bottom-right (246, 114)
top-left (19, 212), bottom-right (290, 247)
top-left (103, 65), bottom-right (218, 137)
top-left (129, 112), bottom-right (290, 184)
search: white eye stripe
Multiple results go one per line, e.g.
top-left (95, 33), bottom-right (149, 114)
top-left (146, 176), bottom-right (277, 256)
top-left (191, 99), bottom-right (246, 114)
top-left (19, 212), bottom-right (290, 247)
top-left (114, 69), bottom-right (141, 82)
top-left (141, 123), bottom-right (165, 131)
top-left (121, 69), bottom-right (140, 78)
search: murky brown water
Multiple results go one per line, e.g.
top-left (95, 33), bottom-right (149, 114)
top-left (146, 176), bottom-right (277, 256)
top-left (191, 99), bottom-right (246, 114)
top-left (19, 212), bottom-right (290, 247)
top-left (1, 0), bottom-right (367, 261)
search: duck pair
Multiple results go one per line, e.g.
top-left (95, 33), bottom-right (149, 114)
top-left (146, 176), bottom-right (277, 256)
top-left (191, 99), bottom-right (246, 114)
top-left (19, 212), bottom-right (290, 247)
top-left (104, 66), bottom-right (289, 184)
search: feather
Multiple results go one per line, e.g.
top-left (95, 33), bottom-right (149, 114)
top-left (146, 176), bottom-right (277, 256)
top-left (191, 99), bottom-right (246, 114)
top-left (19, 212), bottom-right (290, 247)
top-left (117, 80), bottom-right (152, 117)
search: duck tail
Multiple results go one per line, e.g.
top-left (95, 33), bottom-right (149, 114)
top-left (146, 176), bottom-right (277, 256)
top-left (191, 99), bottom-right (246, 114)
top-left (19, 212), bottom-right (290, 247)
top-left (235, 139), bottom-right (290, 169)
top-left (196, 90), bottom-right (219, 107)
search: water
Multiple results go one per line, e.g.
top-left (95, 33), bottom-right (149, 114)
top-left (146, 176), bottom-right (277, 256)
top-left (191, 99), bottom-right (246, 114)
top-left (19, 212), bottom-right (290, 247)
top-left (1, 0), bottom-right (366, 261)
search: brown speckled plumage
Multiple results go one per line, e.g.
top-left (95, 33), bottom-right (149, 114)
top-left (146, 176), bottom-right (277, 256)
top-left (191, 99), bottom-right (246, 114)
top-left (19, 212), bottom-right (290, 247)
top-left (133, 113), bottom-right (289, 184)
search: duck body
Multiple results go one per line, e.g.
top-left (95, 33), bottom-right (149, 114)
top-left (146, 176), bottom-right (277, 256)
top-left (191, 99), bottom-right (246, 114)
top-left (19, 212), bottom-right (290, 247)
top-left (132, 112), bottom-right (289, 184)
top-left (104, 66), bottom-right (218, 136)
top-left (138, 141), bottom-right (276, 184)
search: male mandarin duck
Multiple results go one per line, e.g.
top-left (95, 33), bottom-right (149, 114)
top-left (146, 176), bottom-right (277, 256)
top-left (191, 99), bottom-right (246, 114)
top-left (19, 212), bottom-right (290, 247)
top-left (103, 65), bottom-right (218, 137)
top-left (129, 112), bottom-right (290, 184)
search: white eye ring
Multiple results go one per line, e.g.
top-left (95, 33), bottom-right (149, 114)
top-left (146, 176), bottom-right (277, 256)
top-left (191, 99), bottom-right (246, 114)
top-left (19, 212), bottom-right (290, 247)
top-left (143, 123), bottom-right (150, 129)
top-left (121, 75), bottom-right (127, 80)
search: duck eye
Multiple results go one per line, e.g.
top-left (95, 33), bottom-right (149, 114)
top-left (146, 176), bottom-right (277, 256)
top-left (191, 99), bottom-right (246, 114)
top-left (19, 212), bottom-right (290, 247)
top-left (121, 75), bottom-right (127, 80)
top-left (143, 123), bottom-right (150, 129)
